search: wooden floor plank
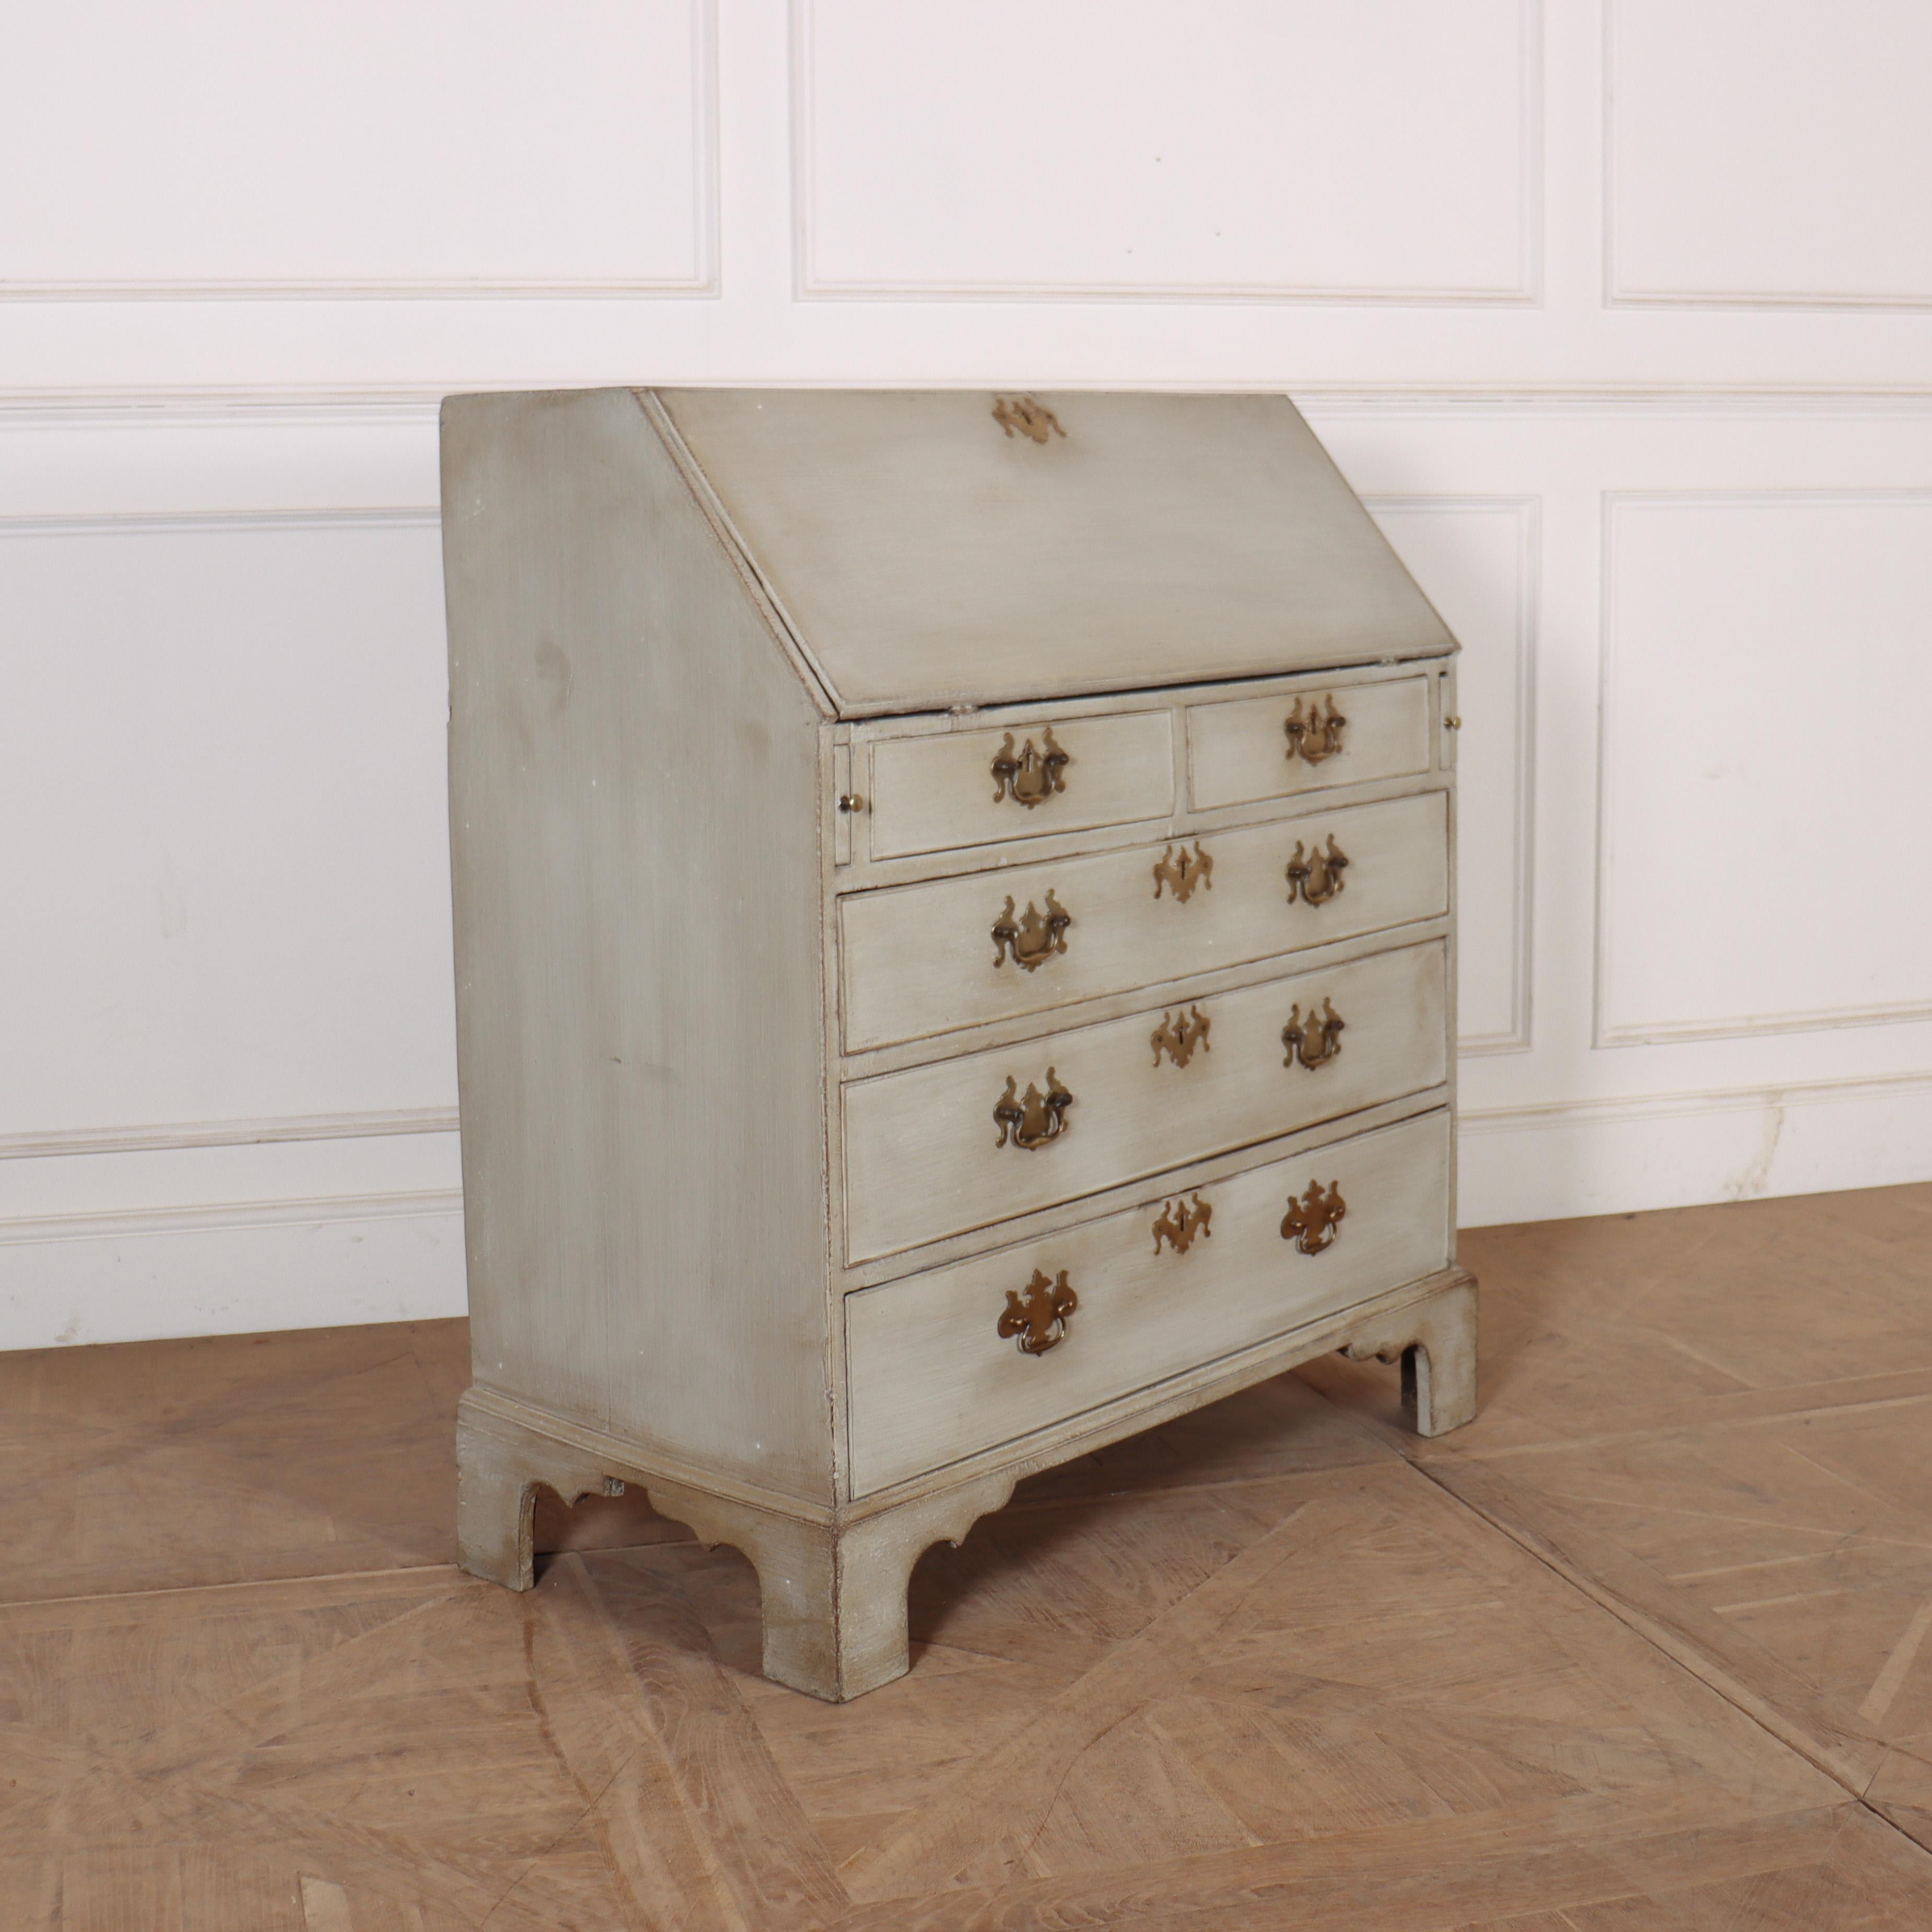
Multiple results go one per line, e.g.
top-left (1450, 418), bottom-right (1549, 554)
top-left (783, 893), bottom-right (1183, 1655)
top-left (1303, 1180), bottom-right (1932, 1807)
top-left (0, 1318), bottom-right (681, 1607)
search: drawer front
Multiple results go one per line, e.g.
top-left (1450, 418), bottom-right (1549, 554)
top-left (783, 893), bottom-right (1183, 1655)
top-left (843, 940), bottom-right (1446, 1263)
top-left (847, 1109), bottom-right (1451, 1496)
top-left (1187, 675), bottom-right (1431, 813)
top-left (865, 709), bottom-right (1175, 861)
top-left (842, 789), bottom-right (1448, 1054)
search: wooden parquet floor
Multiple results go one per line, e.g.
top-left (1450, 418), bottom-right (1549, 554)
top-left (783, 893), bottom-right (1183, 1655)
top-left (5, 1182), bottom-right (1932, 1927)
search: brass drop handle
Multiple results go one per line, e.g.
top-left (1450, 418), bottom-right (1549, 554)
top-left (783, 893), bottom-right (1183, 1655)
top-left (1284, 694), bottom-right (1347, 764)
top-left (1286, 834), bottom-right (1348, 906)
top-left (998, 1267), bottom-right (1077, 1354)
top-left (1151, 1005), bottom-right (1211, 1069)
top-left (991, 727), bottom-right (1071, 807)
top-left (993, 1067), bottom-right (1074, 1150)
top-left (1281, 1179), bottom-right (1347, 1256)
top-left (1152, 840), bottom-right (1213, 902)
top-left (1152, 1192), bottom-right (1212, 1256)
top-left (1283, 998), bottom-right (1345, 1072)
top-left (992, 891), bottom-right (1072, 971)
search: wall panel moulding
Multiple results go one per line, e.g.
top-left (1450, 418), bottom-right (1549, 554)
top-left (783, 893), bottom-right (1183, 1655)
top-left (0, 1), bottom-right (718, 300)
top-left (1605, 0), bottom-right (1932, 309)
top-left (1595, 491), bottom-right (1932, 1048)
top-left (793, 0), bottom-right (1542, 305)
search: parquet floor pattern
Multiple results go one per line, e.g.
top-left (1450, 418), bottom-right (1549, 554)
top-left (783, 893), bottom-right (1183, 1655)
top-left (4, 1181), bottom-right (1931, 1926)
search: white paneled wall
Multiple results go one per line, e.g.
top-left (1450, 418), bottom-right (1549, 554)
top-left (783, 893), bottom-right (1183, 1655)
top-left (4, 1), bottom-right (1929, 1348)
top-left (796, 0), bottom-right (1538, 301)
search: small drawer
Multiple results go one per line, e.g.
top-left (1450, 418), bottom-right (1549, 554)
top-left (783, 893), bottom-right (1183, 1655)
top-left (864, 709), bottom-right (1175, 861)
top-left (1187, 675), bottom-right (1430, 813)
top-left (842, 789), bottom-right (1448, 1054)
top-left (842, 939), bottom-right (1446, 1264)
top-left (846, 1109), bottom-right (1451, 1496)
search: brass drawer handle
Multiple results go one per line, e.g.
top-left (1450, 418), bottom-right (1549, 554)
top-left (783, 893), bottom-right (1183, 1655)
top-left (1282, 998), bottom-right (1344, 1072)
top-left (993, 395), bottom-right (1066, 444)
top-left (1285, 834), bottom-right (1348, 906)
top-left (1281, 1180), bottom-right (1347, 1256)
top-left (1151, 1005), bottom-right (1211, 1069)
top-left (1284, 693), bottom-right (1347, 764)
top-left (993, 1068), bottom-right (1074, 1150)
top-left (992, 891), bottom-right (1072, 971)
top-left (991, 727), bottom-right (1070, 807)
top-left (1152, 1192), bottom-right (1212, 1256)
top-left (1152, 840), bottom-right (1213, 902)
top-left (998, 1267), bottom-right (1077, 1354)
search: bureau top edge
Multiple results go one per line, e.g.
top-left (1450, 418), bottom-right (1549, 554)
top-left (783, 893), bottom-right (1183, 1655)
top-left (616, 385), bottom-right (1460, 718)
top-left (834, 654), bottom-right (1454, 741)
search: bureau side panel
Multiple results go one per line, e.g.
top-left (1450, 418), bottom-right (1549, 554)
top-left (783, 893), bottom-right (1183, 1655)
top-left (442, 388), bottom-right (833, 1504)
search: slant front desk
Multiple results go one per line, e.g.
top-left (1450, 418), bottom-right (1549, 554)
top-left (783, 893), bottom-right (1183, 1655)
top-left (442, 388), bottom-right (1477, 1700)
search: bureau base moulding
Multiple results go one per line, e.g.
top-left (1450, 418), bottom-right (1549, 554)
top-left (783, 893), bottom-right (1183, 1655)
top-left (456, 1268), bottom-right (1475, 1701)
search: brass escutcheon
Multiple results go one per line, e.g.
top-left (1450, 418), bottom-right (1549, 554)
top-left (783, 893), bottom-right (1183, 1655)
top-left (1284, 693), bottom-right (1348, 765)
top-left (1285, 834), bottom-right (1349, 907)
top-left (991, 726), bottom-right (1071, 807)
top-left (992, 890), bottom-right (1072, 972)
top-left (998, 1267), bottom-right (1077, 1354)
top-left (1152, 1192), bottom-right (1213, 1257)
top-left (992, 395), bottom-right (1066, 444)
top-left (1151, 1005), bottom-right (1212, 1070)
top-left (1152, 840), bottom-right (1214, 902)
top-left (1281, 1179), bottom-right (1347, 1256)
top-left (993, 1068), bottom-right (1075, 1150)
top-left (1282, 997), bottom-right (1346, 1072)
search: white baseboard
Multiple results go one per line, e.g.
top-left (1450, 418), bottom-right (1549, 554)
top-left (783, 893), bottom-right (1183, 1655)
top-left (1458, 1071), bottom-right (1932, 1227)
top-left (0, 1190), bottom-right (466, 1351)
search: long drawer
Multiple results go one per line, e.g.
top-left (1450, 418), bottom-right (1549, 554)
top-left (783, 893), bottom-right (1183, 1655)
top-left (842, 938), bottom-right (1446, 1263)
top-left (846, 1108), bottom-right (1452, 1497)
top-left (841, 789), bottom-right (1448, 1053)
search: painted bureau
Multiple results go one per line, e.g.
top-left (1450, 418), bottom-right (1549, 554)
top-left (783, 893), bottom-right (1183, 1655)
top-left (441, 386), bottom-right (1477, 1700)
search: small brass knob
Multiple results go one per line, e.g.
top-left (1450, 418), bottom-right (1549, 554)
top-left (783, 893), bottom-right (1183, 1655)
top-left (837, 792), bottom-right (865, 812)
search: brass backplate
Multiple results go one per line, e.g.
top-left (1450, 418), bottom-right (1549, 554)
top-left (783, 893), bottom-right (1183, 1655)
top-left (1283, 997), bottom-right (1346, 1071)
top-left (1152, 1192), bottom-right (1213, 1257)
top-left (1281, 1179), bottom-right (1347, 1256)
top-left (993, 1068), bottom-right (1075, 1150)
top-left (1151, 1005), bottom-right (1212, 1070)
top-left (991, 727), bottom-right (1071, 808)
top-left (992, 890), bottom-right (1072, 971)
top-left (1152, 840), bottom-right (1214, 903)
top-left (1285, 834), bottom-right (1349, 907)
top-left (997, 1267), bottom-right (1077, 1354)
top-left (992, 395), bottom-right (1066, 444)
top-left (1284, 693), bottom-right (1347, 764)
